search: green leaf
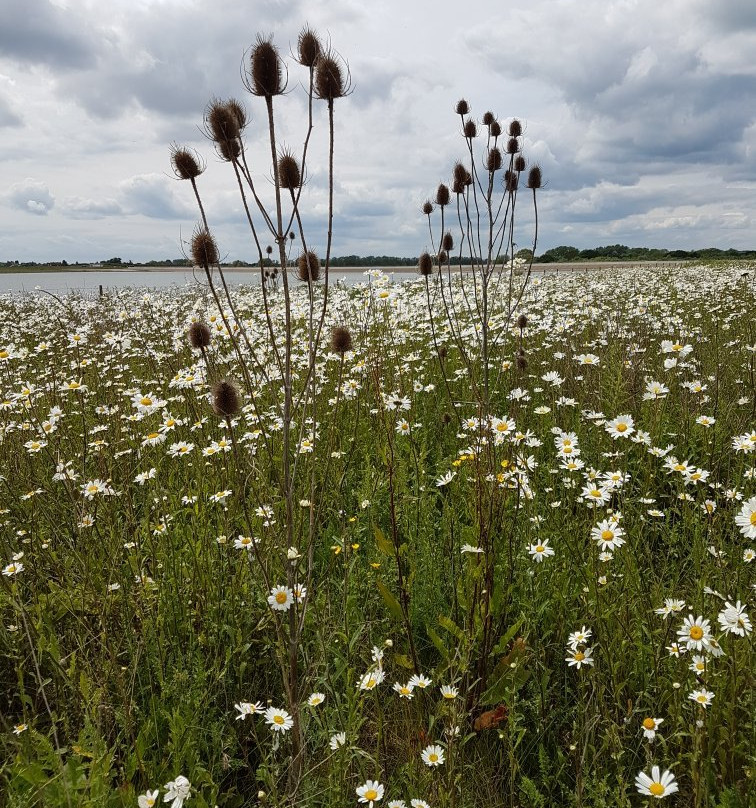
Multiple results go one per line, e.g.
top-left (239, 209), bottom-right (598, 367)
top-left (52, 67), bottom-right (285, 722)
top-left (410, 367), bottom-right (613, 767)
top-left (426, 625), bottom-right (450, 661)
top-left (374, 525), bottom-right (395, 556)
top-left (438, 615), bottom-right (464, 640)
top-left (490, 616), bottom-right (524, 657)
top-left (376, 580), bottom-right (404, 622)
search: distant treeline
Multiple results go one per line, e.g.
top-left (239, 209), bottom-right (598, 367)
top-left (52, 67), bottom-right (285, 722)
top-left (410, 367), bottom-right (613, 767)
top-left (4, 245), bottom-right (756, 269)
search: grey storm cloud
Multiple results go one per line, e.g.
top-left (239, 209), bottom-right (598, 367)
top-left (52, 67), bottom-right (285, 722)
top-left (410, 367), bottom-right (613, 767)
top-left (0, 0), bottom-right (98, 69)
top-left (6, 178), bottom-right (55, 215)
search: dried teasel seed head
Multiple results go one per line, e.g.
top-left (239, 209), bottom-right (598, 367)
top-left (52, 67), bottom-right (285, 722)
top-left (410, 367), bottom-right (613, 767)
top-left (509, 119), bottom-right (522, 137)
top-left (437, 249), bottom-right (448, 265)
top-left (482, 111), bottom-right (495, 126)
top-left (278, 150), bottom-right (302, 189)
top-left (435, 183), bottom-right (450, 207)
top-left (418, 252), bottom-right (433, 276)
top-left (455, 99), bottom-right (469, 115)
top-left (490, 120), bottom-right (502, 137)
top-left (170, 145), bottom-right (204, 180)
top-left (297, 25), bottom-right (321, 67)
top-left (226, 98), bottom-right (248, 131)
top-left (297, 250), bottom-right (320, 281)
top-left (527, 165), bottom-right (542, 189)
top-left (422, 200), bottom-right (434, 215)
top-left (218, 138), bottom-right (241, 162)
top-left (487, 147), bottom-right (502, 171)
top-left (516, 350), bottom-right (528, 370)
top-left (330, 326), bottom-right (353, 353)
top-left (191, 228), bottom-right (219, 268)
top-left (212, 379), bottom-right (241, 418)
top-left (315, 51), bottom-right (348, 101)
top-left (207, 100), bottom-right (241, 145)
top-left (506, 137), bottom-right (519, 155)
top-left (504, 170), bottom-right (519, 193)
top-left (452, 179), bottom-right (466, 194)
top-left (453, 162), bottom-right (468, 184)
top-left (514, 155), bottom-right (526, 172)
top-left (188, 321), bottom-right (211, 349)
top-left (250, 36), bottom-right (284, 97)
top-left (517, 313), bottom-right (528, 329)
top-left (441, 232), bottom-right (454, 252)
top-left (463, 119), bottom-right (477, 139)
top-left (266, 245), bottom-right (273, 255)
top-left (441, 411), bottom-right (452, 424)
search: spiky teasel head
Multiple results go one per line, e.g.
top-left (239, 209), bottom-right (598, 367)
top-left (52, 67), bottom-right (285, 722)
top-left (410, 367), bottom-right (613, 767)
top-left (297, 251), bottom-right (320, 281)
top-left (527, 165), bottom-right (542, 189)
top-left (191, 227), bottom-right (219, 268)
top-left (490, 120), bottom-right (502, 137)
top-left (188, 321), bottom-right (211, 349)
top-left (506, 137), bottom-right (519, 155)
top-left (170, 145), bottom-right (205, 180)
top-left (249, 35), bottom-right (285, 98)
top-left (330, 326), bottom-right (353, 353)
top-left (509, 119), bottom-right (522, 137)
top-left (226, 98), bottom-right (248, 131)
top-left (422, 200), bottom-right (434, 216)
top-left (514, 155), bottom-right (526, 173)
top-left (315, 50), bottom-right (350, 101)
top-left (517, 313), bottom-right (528, 330)
top-left (212, 379), bottom-right (241, 418)
top-left (435, 183), bottom-right (450, 207)
top-left (206, 100), bottom-right (241, 143)
top-left (441, 232), bottom-right (454, 252)
top-left (297, 25), bottom-right (321, 67)
top-left (455, 99), bottom-right (469, 115)
top-left (278, 149), bottom-right (302, 189)
top-left (452, 162), bottom-right (471, 194)
top-left (437, 249), bottom-right (448, 266)
top-left (516, 348), bottom-right (528, 371)
top-left (487, 147), bottom-right (502, 172)
top-left (482, 111), bottom-right (495, 126)
top-left (504, 170), bottom-right (518, 193)
top-left (418, 252), bottom-right (433, 276)
top-left (463, 119), bottom-right (477, 139)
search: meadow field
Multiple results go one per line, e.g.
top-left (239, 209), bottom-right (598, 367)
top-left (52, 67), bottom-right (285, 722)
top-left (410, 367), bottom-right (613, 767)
top-left (0, 263), bottom-right (754, 807)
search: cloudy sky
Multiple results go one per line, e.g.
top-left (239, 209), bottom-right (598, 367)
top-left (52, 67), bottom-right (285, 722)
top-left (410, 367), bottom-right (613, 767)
top-left (2, 0), bottom-right (756, 264)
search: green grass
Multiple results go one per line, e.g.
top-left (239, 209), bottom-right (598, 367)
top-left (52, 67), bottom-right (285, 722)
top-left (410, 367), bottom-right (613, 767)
top-left (0, 264), bottom-right (754, 807)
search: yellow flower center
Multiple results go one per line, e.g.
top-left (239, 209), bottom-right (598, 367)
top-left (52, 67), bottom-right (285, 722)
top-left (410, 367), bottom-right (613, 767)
top-left (591, 490), bottom-right (601, 498)
top-left (140, 397), bottom-right (152, 406)
top-left (0, 350), bottom-right (7, 359)
top-left (275, 592), bottom-right (288, 604)
top-left (616, 423), bottom-right (627, 432)
top-left (689, 626), bottom-right (704, 640)
top-left (672, 343), bottom-right (683, 351)
top-left (750, 512), bottom-right (756, 527)
top-left (696, 694), bottom-right (707, 703)
top-left (273, 715), bottom-right (284, 725)
top-left (365, 790), bottom-right (378, 801)
top-left (563, 446), bottom-right (573, 454)
top-left (650, 783), bottom-right (665, 796)
top-left (429, 753), bottom-right (438, 762)
top-left (642, 718), bottom-right (656, 730)
top-left (601, 530), bottom-right (613, 541)
top-left (535, 545), bottom-right (544, 553)
top-left (574, 651), bottom-right (585, 662)
top-left (147, 432), bottom-right (159, 440)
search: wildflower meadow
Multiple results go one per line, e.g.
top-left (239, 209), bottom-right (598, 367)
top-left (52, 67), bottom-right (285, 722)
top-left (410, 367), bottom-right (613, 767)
top-left (1, 25), bottom-right (755, 808)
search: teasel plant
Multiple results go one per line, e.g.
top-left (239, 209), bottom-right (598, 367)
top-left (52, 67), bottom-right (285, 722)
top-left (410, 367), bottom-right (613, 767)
top-left (419, 102), bottom-right (543, 706)
top-left (170, 25), bottom-right (350, 802)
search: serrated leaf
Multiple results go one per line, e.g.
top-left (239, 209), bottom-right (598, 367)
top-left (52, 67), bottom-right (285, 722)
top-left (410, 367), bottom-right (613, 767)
top-left (426, 625), bottom-right (450, 660)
